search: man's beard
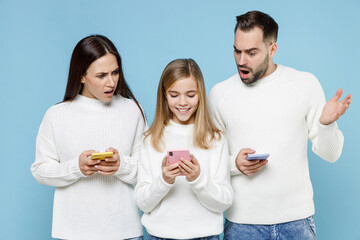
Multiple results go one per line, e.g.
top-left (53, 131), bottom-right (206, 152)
top-left (238, 54), bottom-right (269, 85)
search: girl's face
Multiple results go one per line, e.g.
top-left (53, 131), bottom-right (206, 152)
top-left (81, 53), bottom-right (120, 102)
top-left (166, 76), bottom-right (199, 125)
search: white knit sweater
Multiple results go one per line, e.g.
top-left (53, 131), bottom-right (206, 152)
top-left (31, 95), bottom-right (146, 240)
top-left (209, 65), bottom-right (344, 224)
top-left (134, 120), bottom-right (233, 239)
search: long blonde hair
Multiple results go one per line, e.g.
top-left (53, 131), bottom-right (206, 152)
top-left (145, 58), bottom-right (221, 151)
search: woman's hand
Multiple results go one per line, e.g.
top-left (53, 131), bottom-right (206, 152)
top-left (179, 154), bottom-right (200, 182)
top-left (162, 155), bottom-right (181, 184)
top-left (95, 147), bottom-right (121, 176)
top-left (78, 150), bottom-right (99, 176)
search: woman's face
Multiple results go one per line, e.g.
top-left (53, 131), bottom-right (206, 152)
top-left (81, 53), bottom-right (120, 102)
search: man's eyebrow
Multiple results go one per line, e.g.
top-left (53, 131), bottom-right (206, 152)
top-left (233, 46), bottom-right (259, 52)
top-left (245, 48), bottom-right (259, 52)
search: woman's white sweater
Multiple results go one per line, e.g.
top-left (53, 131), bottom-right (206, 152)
top-left (31, 95), bottom-right (146, 240)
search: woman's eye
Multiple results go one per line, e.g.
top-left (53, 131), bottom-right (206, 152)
top-left (112, 70), bottom-right (119, 75)
top-left (188, 95), bottom-right (195, 98)
top-left (97, 74), bottom-right (105, 79)
top-left (170, 95), bottom-right (178, 98)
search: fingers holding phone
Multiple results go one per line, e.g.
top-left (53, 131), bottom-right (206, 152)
top-left (179, 154), bottom-right (200, 182)
top-left (162, 155), bottom-right (181, 184)
top-left (96, 147), bottom-right (120, 176)
top-left (235, 148), bottom-right (268, 176)
top-left (79, 150), bottom-right (99, 176)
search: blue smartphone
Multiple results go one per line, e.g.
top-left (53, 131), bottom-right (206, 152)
top-left (246, 153), bottom-right (270, 160)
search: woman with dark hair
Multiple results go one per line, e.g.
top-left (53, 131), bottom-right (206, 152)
top-left (31, 35), bottom-right (146, 240)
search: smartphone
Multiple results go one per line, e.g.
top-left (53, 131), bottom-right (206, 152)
top-left (91, 151), bottom-right (113, 160)
top-left (167, 149), bottom-right (190, 165)
top-left (246, 153), bottom-right (270, 161)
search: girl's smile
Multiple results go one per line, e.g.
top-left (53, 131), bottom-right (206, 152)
top-left (166, 76), bottom-right (199, 125)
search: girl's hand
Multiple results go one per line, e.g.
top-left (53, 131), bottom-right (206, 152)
top-left (162, 155), bottom-right (181, 184)
top-left (179, 154), bottom-right (200, 182)
top-left (96, 147), bottom-right (121, 176)
top-left (79, 150), bottom-right (99, 176)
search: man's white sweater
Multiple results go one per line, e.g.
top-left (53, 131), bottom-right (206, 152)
top-left (209, 65), bottom-right (344, 224)
top-left (134, 120), bottom-right (233, 239)
top-left (31, 95), bottom-right (146, 240)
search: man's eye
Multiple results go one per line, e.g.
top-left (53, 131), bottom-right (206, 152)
top-left (249, 52), bottom-right (255, 56)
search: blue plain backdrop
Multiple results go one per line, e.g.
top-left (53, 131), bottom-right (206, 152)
top-left (0, 0), bottom-right (359, 239)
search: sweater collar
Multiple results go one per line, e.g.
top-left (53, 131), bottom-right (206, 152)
top-left (166, 119), bottom-right (194, 134)
top-left (74, 94), bottom-right (118, 109)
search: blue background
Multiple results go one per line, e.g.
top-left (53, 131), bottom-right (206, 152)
top-left (1, 0), bottom-right (359, 239)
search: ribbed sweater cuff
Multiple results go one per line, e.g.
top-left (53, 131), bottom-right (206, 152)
top-left (317, 121), bottom-right (338, 133)
top-left (116, 153), bottom-right (134, 176)
top-left (114, 153), bottom-right (137, 184)
top-left (69, 158), bottom-right (86, 178)
top-left (159, 175), bottom-right (174, 189)
top-left (189, 170), bottom-right (208, 191)
top-left (230, 153), bottom-right (243, 176)
top-left (316, 121), bottom-right (344, 162)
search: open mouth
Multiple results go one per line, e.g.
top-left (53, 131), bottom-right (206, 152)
top-left (104, 90), bottom-right (114, 94)
top-left (239, 67), bottom-right (251, 79)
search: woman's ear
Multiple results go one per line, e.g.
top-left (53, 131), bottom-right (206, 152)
top-left (81, 76), bottom-right (86, 84)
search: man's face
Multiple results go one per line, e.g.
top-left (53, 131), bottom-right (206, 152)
top-left (234, 27), bottom-right (272, 84)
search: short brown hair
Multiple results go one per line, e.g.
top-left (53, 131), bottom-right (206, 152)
top-left (235, 11), bottom-right (278, 43)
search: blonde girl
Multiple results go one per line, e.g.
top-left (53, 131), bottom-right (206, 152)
top-left (134, 58), bottom-right (233, 240)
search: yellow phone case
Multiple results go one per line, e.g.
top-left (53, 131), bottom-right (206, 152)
top-left (91, 151), bottom-right (113, 160)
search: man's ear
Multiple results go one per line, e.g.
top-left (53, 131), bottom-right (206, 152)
top-left (269, 42), bottom-right (277, 57)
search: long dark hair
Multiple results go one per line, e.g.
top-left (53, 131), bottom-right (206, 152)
top-left (63, 35), bottom-right (145, 120)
